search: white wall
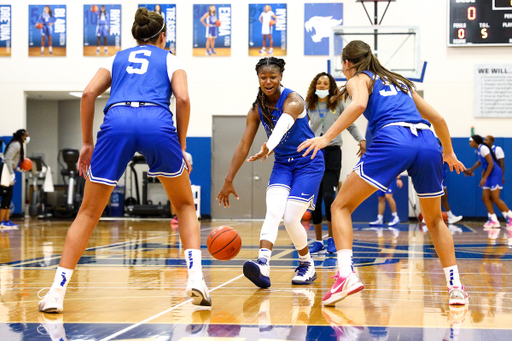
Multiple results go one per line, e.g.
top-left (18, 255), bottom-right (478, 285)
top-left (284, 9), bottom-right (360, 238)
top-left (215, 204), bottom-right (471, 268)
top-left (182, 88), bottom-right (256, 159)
top-left (2, 0), bottom-right (512, 183)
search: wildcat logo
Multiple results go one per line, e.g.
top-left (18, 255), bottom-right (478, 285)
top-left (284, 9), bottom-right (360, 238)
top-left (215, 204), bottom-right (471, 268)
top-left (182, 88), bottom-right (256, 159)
top-left (304, 16), bottom-right (343, 43)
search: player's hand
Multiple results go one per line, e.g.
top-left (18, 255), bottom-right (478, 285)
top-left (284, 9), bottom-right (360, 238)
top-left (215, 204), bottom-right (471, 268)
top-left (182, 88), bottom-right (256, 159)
top-left (77, 144), bottom-right (94, 179)
top-left (9, 174), bottom-right (15, 186)
top-left (216, 181), bottom-right (239, 208)
top-left (298, 136), bottom-right (329, 159)
top-left (183, 150), bottom-right (192, 174)
top-left (247, 142), bottom-right (270, 162)
top-left (479, 177), bottom-right (486, 188)
top-left (357, 140), bottom-right (366, 157)
top-left (463, 169), bottom-right (474, 176)
top-left (396, 178), bottom-right (403, 189)
top-left (443, 152), bottom-right (465, 174)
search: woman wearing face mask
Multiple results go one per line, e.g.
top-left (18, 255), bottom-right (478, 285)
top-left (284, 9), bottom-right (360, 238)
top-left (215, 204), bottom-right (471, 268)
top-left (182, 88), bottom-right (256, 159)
top-left (0, 129), bottom-right (30, 227)
top-left (305, 72), bottom-right (366, 255)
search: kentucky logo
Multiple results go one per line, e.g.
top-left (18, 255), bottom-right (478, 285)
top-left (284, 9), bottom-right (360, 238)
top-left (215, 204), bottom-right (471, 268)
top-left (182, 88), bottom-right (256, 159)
top-left (304, 16), bottom-right (343, 43)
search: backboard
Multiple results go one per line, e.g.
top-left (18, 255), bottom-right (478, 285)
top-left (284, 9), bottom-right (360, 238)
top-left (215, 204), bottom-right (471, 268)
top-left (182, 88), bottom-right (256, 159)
top-left (328, 26), bottom-right (427, 82)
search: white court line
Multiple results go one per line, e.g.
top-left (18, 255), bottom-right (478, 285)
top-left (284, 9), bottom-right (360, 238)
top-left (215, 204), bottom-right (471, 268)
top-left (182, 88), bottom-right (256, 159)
top-left (98, 273), bottom-right (244, 341)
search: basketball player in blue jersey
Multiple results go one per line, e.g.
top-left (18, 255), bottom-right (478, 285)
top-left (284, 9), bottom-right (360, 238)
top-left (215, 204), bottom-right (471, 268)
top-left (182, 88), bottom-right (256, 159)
top-left (217, 57), bottom-right (324, 288)
top-left (465, 135), bottom-right (512, 229)
top-left (37, 6), bottom-right (55, 55)
top-left (96, 5), bottom-right (109, 54)
top-left (200, 5), bottom-right (218, 56)
top-left (299, 40), bottom-right (469, 306)
top-left (38, 7), bottom-right (211, 313)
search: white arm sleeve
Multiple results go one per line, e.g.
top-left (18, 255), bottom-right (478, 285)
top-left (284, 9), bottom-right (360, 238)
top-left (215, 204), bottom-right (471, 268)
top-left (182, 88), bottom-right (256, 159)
top-left (266, 113), bottom-right (295, 154)
top-left (100, 55), bottom-right (116, 74)
top-left (480, 145), bottom-right (490, 157)
top-left (167, 53), bottom-right (186, 83)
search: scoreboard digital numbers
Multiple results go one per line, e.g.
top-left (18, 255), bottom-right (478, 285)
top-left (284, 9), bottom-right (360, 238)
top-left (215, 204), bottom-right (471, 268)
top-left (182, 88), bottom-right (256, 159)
top-left (448, 0), bottom-right (512, 46)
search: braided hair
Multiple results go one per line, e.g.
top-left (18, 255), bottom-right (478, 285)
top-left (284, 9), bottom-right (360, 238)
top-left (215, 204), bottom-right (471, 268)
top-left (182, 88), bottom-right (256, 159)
top-left (251, 57), bottom-right (286, 129)
top-left (5, 129), bottom-right (26, 162)
top-left (472, 134), bottom-right (501, 168)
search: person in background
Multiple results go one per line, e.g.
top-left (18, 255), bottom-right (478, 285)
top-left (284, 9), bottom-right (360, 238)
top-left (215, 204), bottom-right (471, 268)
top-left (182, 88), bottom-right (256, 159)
top-left (0, 129), bottom-right (30, 228)
top-left (369, 176), bottom-right (402, 227)
top-left (305, 72), bottom-right (365, 255)
top-left (465, 135), bottom-right (512, 229)
top-left (484, 135), bottom-right (505, 184)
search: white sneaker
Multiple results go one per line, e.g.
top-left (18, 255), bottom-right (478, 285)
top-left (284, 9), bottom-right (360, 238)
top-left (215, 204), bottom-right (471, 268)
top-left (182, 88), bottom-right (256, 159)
top-left (369, 218), bottom-right (383, 226)
top-left (448, 215), bottom-right (463, 224)
top-left (243, 258), bottom-right (271, 288)
top-left (483, 220), bottom-right (500, 230)
top-left (38, 287), bottom-right (65, 313)
top-left (185, 276), bottom-right (212, 306)
top-left (268, 48), bottom-right (274, 55)
top-left (388, 215), bottom-right (401, 226)
top-left (292, 261), bottom-right (317, 285)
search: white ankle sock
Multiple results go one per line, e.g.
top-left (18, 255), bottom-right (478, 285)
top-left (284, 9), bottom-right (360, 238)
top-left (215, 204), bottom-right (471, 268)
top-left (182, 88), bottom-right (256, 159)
top-left (337, 249), bottom-right (353, 277)
top-left (185, 249), bottom-right (202, 277)
top-left (377, 214), bottom-right (383, 221)
top-left (447, 210), bottom-right (454, 218)
top-left (392, 212), bottom-right (398, 217)
top-left (444, 265), bottom-right (462, 288)
top-left (51, 267), bottom-right (73, 290)
top-left (299, 253), bottom-right (312, 263)
top-left (259, 248), bottom-right (271, 263)
top-left (491, 213), bottom-right (498, 222)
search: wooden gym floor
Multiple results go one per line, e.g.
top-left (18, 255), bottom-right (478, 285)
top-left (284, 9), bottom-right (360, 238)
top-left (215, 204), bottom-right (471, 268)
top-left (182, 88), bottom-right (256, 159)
top-left (1, 218), bottom-right (512, 340)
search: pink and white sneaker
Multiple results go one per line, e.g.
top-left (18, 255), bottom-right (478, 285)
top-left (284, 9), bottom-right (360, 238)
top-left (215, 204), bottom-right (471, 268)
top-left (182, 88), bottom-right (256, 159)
top-left (448, 285), bottom-right (469, 305)
top-left (483, 220), bottom-right (500, 230)
top-left (506, 217), bottom-right (512, 229)
top-left (322, 271), bottom-right (364, 306)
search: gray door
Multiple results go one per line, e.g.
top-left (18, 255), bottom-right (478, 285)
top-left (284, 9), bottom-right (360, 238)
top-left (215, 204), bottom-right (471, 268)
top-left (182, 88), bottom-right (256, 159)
top-left (212, 116), bottom-right (273, 219)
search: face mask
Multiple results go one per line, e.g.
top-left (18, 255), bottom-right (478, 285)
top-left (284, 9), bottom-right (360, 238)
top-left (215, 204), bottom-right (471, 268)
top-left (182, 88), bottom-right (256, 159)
top-left (315, 89), bottom-right (329, 99)
top-left (25, 136), bottom-right (31, 144)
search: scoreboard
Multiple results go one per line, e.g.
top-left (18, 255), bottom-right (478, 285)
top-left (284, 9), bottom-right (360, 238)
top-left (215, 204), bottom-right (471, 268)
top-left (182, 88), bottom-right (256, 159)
top-left (448, 0), bottom-right (512, 46)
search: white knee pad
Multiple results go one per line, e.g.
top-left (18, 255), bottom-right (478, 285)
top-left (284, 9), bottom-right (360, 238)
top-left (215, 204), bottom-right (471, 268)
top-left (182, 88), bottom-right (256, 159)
top-left (283, 200), bottom-right (309, 251)
top-left (260, 186), bottom-right (289, 245)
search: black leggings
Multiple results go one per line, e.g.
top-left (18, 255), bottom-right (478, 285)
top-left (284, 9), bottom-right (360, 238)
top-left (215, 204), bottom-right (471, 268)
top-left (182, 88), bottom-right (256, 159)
top-left (312, 147), bottom-right (342, 225)
top-left (1, 185), bottom-right (13, 209)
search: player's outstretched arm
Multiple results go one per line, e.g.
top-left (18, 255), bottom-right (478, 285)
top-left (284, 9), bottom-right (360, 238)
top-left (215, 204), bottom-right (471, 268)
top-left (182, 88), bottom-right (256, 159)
top-left (412, 90), bottom-right (465, 174)
top-left (217, 108), bottom-right (260, 207)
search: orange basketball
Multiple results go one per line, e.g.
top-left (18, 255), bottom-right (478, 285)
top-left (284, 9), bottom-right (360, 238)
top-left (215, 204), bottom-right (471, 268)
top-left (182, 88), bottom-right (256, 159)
top-left (269, 19), bottom-right (276, 26)
top-left (20, 158), bottom-right (32, 171)
top-left (91, 5), bottom-right (99, 13)
top-left (207, 226), bottom-right (241, 260)
top-left (35, 23), bottom-right (43, 29)
top-left (215, 20), bottom-right (221, 27)
top-left (302, 210), bottom-right (312, 221)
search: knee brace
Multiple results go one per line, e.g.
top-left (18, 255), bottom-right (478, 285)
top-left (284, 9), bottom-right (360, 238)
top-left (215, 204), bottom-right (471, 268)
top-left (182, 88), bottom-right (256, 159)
top-left (260, 186), bottom-right (289, 245)
top-left (283, 200), bottom-right (309, 251)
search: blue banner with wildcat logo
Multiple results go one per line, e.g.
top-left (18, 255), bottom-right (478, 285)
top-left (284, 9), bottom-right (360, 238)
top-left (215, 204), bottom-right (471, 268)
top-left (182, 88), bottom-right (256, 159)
top-left (84, 4), bottom-right (121, 56)
top-left (0, 5), bottom-right (11, 56)
top-left (249, 4), bottom-right (286, 56)
top-left (193, 4), bottom-right (231, 56)
top-left (139, 4), bottom-right (176, 55)
top-left (304, 3), bottom-right (343, 56)
top-left (28, 5), bottom-right (67, 57)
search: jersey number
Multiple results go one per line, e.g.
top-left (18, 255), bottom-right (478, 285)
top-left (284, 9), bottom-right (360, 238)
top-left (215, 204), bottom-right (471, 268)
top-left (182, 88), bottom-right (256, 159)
top-left (379, 84), bottom-right (412, 98)
top-left (126, 50), bottom-right (152, 75)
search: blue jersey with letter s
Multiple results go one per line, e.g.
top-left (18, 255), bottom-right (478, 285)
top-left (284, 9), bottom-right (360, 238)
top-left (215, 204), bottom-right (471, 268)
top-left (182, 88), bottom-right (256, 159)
top-left (105, 45), bottom-right (173, 113)
top-left (361, 71), bottom-right (430, 136)
top-left (258, 88), bottom-right (315, 160)
top-left (98, 12), bottom-right (109, 26)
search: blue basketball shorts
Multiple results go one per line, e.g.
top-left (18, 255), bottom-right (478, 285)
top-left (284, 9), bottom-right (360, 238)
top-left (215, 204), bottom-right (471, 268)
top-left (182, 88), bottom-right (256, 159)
top-left (353, 125), bottom-right (444, 198)
top-left (42, 25), bottom-right (52, 37)
top-left (88, 106), bottom-right (186, 186)
top-left (378, 181), bottom-right (395, 196)
top-left (483, 166), bottom-right (503, 191)
top-left (268, 154), bottom-right (325, 209)
top-left (97, 25), bottom-right (108, 38)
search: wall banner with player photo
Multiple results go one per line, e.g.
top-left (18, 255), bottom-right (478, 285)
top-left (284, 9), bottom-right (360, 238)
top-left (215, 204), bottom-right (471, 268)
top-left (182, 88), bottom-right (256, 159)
top-left (84, 4), bottom-right (121, 56)
top-left (139, 4), bottom-right (176, 55)
top-left (0, 5), bottom-right (11, 57)
top-left (304, 3), bottom-right (343, 56)
top-left (248, 4), bottom-right (286, 56)
top-left (28, 5), bottom-right (67, 57)
top-left (193, 4), bottom-right (231, 57)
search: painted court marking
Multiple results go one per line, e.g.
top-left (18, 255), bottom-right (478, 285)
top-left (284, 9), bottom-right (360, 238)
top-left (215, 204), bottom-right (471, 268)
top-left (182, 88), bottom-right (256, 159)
top-left (98, 273), bottom-right (244, 341)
